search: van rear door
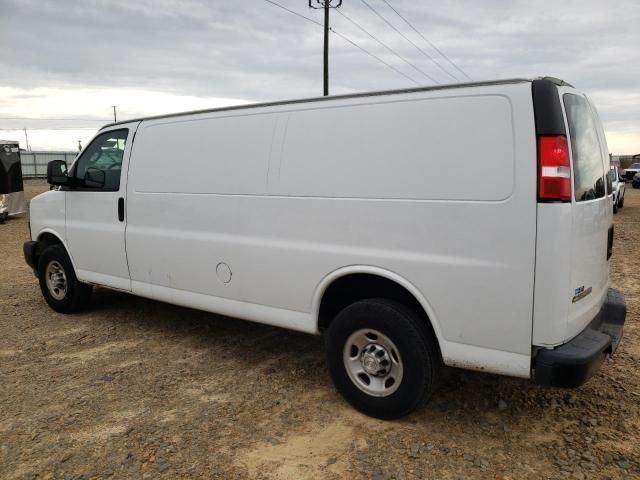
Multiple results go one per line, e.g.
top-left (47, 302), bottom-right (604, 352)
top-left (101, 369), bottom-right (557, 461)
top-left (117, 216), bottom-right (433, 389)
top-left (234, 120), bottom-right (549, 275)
top-left (532, 80), bottom-right (612, 347)
top-left (561, 89), bottom-right (611, 340)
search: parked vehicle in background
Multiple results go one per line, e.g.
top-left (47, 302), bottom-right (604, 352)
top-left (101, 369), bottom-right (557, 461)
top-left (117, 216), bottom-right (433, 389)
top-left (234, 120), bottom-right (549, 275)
top-left (622, 162), bottom-right (640, 182)
top-left (23, 77), bottom-right (626, 419)
top-left (633, 172), bottom-right (640, 188)
top-left (0, 140), bottom-right (28, 222)
top-left (610, 165), bottom-right (625, 213)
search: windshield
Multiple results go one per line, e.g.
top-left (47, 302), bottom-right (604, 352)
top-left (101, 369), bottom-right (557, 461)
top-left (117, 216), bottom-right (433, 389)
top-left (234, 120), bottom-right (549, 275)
top-left (630, 163), bottom-right (640, 169)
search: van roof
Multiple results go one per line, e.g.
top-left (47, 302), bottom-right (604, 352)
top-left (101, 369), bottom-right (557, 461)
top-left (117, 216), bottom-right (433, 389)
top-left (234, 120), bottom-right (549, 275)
top-left (100, 76), bottom-right (572, 130)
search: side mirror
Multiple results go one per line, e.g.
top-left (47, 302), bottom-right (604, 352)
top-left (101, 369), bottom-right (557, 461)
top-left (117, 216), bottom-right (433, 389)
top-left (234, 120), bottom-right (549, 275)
top-left (84, 167), bottom-right (105, 188)
top-left (46, 160), bottom-right (70, 186)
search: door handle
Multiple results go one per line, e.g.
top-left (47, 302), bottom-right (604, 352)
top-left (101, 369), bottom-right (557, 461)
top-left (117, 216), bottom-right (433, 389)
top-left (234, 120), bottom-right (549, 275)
top-left (118, 197), bottom-right (125, 222)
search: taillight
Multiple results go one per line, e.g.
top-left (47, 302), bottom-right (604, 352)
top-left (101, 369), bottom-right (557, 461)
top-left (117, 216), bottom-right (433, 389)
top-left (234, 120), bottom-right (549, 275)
top-left (538, 135), bottom-right (571, 202)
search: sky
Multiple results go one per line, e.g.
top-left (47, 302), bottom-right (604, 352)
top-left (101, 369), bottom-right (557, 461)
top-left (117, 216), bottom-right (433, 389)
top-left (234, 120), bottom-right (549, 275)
top-left (0, 0), bottom-right (638, 154)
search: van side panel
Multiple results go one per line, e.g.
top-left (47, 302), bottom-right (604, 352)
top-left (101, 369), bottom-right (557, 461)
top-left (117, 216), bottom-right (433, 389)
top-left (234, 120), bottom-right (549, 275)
top-left (125, 82), bottom-right (538, 377)
top-left (132, 114), bottom-right (277, 195)
top-left (278, 96), bottom-right (514, 201)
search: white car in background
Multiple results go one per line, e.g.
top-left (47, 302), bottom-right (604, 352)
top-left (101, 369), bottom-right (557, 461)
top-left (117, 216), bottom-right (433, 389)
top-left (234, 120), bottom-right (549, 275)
top-left (621, 162), bottom-right (640, 182)
top-left (610, 165), bottom-right (625, 213)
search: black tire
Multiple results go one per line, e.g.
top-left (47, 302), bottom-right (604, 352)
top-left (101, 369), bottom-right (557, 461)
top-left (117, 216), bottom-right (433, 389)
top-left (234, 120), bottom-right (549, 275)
top-left (326, 298), bottom-right (440, 419)
top-left (618, 195), bottom-right (624, 208)
top-left (37, 244), bottom-right (92, 313)
top-left (613, 201), bottom-right (618, 214)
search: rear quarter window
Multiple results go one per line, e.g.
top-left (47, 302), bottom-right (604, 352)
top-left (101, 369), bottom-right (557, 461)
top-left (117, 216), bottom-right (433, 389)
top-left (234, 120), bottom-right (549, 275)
top-left (563, 94), bottom-right (605, 202)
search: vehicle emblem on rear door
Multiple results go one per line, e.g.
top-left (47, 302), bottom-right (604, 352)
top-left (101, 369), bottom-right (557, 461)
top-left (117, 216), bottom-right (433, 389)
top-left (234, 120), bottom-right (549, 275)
top-left (572, 286), bottom-right (592, 303)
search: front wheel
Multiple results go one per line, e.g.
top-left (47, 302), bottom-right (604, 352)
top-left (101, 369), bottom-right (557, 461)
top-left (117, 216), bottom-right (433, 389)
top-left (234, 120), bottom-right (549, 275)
top-left (325, 299), bottom-right (440, 419)
top-left (38, 244), bottom-right (92, 313)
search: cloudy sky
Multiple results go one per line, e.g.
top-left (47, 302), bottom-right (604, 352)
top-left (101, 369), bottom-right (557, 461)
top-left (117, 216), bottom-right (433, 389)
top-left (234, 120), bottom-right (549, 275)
top-left (0, 0), bottom-right (638, 153)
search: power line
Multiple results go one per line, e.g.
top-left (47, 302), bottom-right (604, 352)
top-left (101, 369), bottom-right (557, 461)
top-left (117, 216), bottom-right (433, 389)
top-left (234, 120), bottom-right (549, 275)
top-left (358, 0), bottom-right (458, 82)
top-left (264, 0), bottom-right (322, 26)
top-left (329, 27), bottom-right (420, 85)
top-left (379, 0), bottom-right (473, 81)
top-left (263, 0), bottom-right (419, 86)
top-left (335, 8), bottom-right (434, 84)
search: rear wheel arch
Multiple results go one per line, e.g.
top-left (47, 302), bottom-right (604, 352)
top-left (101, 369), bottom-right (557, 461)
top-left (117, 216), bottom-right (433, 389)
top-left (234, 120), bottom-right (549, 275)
top-left (314, 267), bottom-right (443, 359)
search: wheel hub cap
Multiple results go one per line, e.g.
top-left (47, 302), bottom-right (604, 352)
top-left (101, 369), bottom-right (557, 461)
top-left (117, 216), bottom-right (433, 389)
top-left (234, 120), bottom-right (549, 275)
top-left (45, 260), bottom-right (67, 301)
top-left (343, 329), bottom-right (404, 397)
top-left (361, 344), bottom-right (392, 376)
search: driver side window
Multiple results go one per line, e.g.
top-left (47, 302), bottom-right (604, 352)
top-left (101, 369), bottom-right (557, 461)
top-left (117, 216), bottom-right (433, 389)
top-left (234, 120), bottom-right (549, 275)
top-left (74, 129), bottom-right (128, 191)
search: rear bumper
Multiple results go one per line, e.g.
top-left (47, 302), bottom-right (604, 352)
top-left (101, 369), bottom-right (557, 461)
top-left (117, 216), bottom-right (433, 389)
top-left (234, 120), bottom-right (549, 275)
top-left (23, 240), bottom-right (38, 273)
top-left (534, 288), bottom-right (626, 387)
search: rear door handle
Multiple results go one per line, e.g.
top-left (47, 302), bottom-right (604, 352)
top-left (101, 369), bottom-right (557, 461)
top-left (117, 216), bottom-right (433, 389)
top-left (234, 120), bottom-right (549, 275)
top-left (118, 197), bottom-right (125, 222)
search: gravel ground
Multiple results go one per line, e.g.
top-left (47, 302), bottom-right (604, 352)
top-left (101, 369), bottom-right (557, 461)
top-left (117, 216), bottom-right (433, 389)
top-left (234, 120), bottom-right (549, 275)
top-left (1, 179), bottom-right (639, 480)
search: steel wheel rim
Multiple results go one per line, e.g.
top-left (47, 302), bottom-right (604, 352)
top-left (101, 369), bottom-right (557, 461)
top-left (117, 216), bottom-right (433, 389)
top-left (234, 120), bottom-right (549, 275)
top-left (45, 260), bottom-right (67, 301)
top-left (343, 328), bottom-right (404, 397)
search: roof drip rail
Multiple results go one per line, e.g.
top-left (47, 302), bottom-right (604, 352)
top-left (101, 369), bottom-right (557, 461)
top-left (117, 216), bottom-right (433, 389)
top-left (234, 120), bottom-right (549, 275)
top-left (100, 77), bottom-right (572, 130)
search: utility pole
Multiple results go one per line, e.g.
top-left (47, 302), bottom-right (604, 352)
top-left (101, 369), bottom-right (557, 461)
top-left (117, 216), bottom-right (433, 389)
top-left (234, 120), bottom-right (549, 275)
top-left (309, 0), bottom-right (342, 96)
top-left (23, 128), bottom-right (31, 151)
top-left (112, 105), bottom-right (118, 123)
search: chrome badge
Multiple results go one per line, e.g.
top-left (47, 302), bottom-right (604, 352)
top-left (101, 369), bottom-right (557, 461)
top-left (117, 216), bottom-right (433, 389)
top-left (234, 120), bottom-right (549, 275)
top-left (572, 285), bottom-right (592, 303)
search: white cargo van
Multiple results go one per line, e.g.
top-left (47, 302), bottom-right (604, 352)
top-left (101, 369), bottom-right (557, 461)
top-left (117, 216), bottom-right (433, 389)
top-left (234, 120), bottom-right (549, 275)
top-left (24, 77), bottom-right (626, 419)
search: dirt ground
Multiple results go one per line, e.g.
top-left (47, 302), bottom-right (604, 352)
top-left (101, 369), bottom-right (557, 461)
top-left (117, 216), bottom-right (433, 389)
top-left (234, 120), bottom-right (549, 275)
top-left (1, 179), bottom-right (639, 480)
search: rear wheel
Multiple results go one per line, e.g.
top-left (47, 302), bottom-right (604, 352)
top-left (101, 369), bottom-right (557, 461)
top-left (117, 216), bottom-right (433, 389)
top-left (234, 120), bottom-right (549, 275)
top-left (326, 298), bottom-right (440, 419)
top-left (38, 244), bottom-right (92, 313)
top-left (618, 194), bottom-right (624, 208)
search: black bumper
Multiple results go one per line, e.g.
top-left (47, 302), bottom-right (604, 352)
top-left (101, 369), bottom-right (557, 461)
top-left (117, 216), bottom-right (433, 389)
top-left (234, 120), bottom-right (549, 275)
top-left (23, 240), bottom-right (38, 273)
top-left (534, 288), bottom-right (626, 388)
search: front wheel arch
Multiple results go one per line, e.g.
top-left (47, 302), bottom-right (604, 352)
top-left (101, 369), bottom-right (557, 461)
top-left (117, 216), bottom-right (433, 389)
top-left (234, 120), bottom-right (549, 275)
top-left (37, 244), bottom-right (92, 313)
top-left (35, 231), bottom-right (78, 273)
